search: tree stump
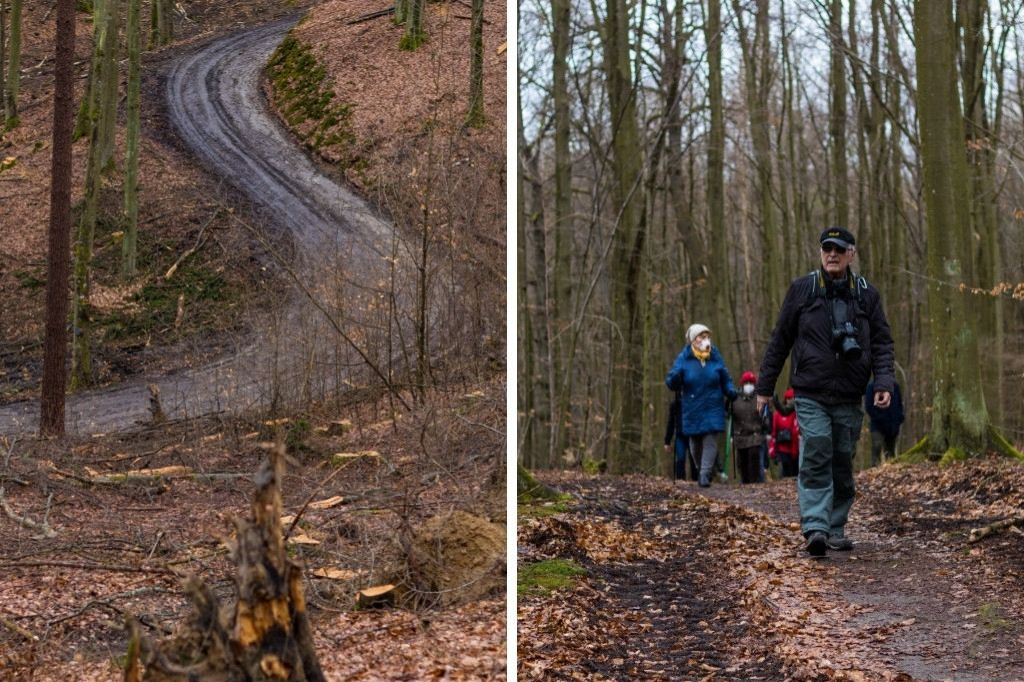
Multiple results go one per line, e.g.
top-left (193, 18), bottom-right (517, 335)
top-left (125, 443), bottom-right (324, 681)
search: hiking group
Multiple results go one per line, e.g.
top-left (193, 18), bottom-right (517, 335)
top-left (665, 227), bottom-right (904, 557)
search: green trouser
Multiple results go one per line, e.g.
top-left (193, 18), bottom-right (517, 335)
top-left (794, 397), bottom-right (864, 538)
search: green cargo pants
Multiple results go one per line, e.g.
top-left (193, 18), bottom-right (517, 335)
top-left (794, 396), bottom-right (864, 538)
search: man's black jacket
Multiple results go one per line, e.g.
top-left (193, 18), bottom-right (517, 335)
top-left (756, 269), bottom-right (895, 405)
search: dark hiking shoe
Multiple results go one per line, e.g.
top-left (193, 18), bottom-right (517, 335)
top-left (698, 473), bottom-right (711, 488)
top-left (827, 535), bottom-right (854, 551)
top-left (806, 531), bottom-right (828, 557)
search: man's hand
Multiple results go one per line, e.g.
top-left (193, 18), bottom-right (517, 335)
top-left (873, 391), bottom-right (891, 409)
top-left (756, 394), bottom-right (770, 414)
top-left (663, 444), bottom-right (670, 453)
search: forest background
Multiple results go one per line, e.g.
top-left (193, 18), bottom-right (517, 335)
top-left (517, 0), bottom-right (1024, 475)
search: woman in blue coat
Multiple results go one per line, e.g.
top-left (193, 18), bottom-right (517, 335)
top-left (665, 323), bottom-right (738, 487)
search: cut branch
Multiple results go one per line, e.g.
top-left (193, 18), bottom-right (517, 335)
top-left (968, 515), bottom-right (1024, 544)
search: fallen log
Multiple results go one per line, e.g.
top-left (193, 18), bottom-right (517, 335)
top-left (968, 515), bottom-right (1024, 544)
top-left (346, 7), bottom-right (395, 24)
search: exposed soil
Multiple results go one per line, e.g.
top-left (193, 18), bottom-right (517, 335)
top-left (520, 457), bottom-right (1024, 681)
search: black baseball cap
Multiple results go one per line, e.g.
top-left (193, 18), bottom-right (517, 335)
top-left (820, 226), bottom-right (855, 249)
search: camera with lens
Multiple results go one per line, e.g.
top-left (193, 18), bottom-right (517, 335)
top-left (831, 321), bottom-right (861, 360)
top-left (830, 299), bottom-right (862, 360)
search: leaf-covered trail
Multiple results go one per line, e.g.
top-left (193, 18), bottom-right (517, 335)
top-left (519, 458), bottom-right (1024, 680)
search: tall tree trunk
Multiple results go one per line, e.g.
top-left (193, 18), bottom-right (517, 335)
top-left (828, 0), bottom-right (848, 227)
top-left (123, 0), bottom-right (141, 277)
top-left (400, 0), bottom-right (425, 50)
top-left (551, 0), bottom-right (572, 467)
top-left (99, 0), bottom-right (121, 174)
top-left (465, 0), bottom-right (484, 127)
top-left (150, 0), bottom-right (172, 47)
top-left (912, 0), bottom-right (1018, 460)
top-left (732, 0), bottom-right (780, 319)
top-left (704, 0), bottom-right (725, 341)
top-left (516, 88), bottom-right (535, 467)
top-left (522, 121), bottom-right (551, 468)
top-left (75, 0), bottom-right (105, 141)
top-left (0, 2), bottom-right (6, 127)
top-left (72, 0), bottom-right (118, 389)
top-left (603, 0), bottom-right (646, 472)
top-left (3, 0), bottom-right (21, 129)
top-left (959, 0), bottom-right (1003, 424)
top-left (40, 0), bottom-right (77, 437)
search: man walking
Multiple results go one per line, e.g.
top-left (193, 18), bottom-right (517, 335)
top-left (756, 227), bottom-right (896, 556)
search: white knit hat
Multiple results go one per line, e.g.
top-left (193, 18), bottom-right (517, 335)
top-left (686, 323), bottom-right (711, 344)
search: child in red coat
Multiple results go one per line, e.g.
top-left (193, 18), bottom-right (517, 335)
top-left (770, 388), bottom-right (800, 478)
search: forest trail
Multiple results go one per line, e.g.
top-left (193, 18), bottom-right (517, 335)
top-left (519, 460), bottom-right (1024, 681)
top-left (0, 17), bottom-right (390, 437)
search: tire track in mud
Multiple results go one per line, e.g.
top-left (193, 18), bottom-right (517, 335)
top-left (0, 18), bottom-right (390, 437)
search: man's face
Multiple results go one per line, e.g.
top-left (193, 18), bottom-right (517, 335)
top-left (820, 242), bottom-right (854, 277)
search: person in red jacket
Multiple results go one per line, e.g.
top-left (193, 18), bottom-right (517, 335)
top-left (770, 388), bottom-right (800, 478)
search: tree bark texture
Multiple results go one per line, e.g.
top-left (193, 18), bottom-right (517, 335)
top-left (604, 0), bottom-right (646, 472)
top-left (2, 0), bottom-right (20, 129)
top-left (39, 0), bottom-right (77, 437)
top-left (913, 0), bottom-right (989, 455)
top-left (123, 0), bottom-right (141, 277)
top-left (466, 0), bottom-right (484, 127)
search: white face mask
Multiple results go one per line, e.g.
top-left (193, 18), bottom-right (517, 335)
top-left (697, 338), bottom-right (711, 352)
top-left (743, 384), bottom-right (755, 395)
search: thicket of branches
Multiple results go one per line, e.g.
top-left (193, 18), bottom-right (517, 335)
top-left (518, 0), bottom-right (1024, 473)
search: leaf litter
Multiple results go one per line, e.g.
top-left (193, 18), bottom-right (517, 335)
top-left (521, 456), bottom-right (1024, 680)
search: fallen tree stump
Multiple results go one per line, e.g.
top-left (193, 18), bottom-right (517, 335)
top-left (124, 443), bottom-right (325, 681)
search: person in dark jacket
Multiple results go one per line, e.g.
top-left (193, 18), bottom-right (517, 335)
top-left (666, 323), bottom-right (738, 488)
top-left (664, 393), bottom-right (698, 481)
top-left (865, 380), bottom-right (904, 466)
top-left (756, 227), bottom-right (895, 556)
top-left (732, 371), bottom-right (765, 484)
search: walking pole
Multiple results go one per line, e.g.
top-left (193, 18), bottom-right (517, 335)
top-left (724, 412), bottom-right (733, 483)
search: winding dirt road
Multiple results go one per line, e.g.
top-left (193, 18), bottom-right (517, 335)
top-left (0, 18), bottom-right (390, 437)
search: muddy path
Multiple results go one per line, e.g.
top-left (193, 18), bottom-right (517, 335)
top-left (520, 467), bottom-right (1024, 681)
top-left (0, 18), bottom-right (391, 437)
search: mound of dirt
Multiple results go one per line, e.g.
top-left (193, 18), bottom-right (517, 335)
top-left (410, 510), bottom-right (505, 607)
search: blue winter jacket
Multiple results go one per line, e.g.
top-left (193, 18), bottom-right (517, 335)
top-left (665, 346), bottom-right (737, 436)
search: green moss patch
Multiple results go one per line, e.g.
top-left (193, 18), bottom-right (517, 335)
top-left (518, 559), bottom-right (587, 598)
top-left (518, 501), bottom-right (570, 519)
top-left (267, 33), bottom-right (354, 159)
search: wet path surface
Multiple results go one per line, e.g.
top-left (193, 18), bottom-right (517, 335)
top-left (701, 478), bottom-right (1024, 681)
top-left (0, 19), bottom-right (390, 437)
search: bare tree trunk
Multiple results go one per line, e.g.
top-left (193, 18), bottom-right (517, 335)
top-left (123, 0), bottom-right (141, 277)
top-left (551, 0), bottom-right (572, 467)
top-left (705, 0), bottom-right (726, 340)
top-left (40, 0), bottom-right (77, 437)
top-left (400, 0), bottom-right (425, 50)
top-left (828, 0), bottom-right (848, 227)
top-left (0, 2), bottom-right (7, 122)
top-left (959, 0), bottom-right (1004, 424)
top-left (3, 0), bottom-right (21, 129)
top-left (465, 0), bottom-right (484, 127)
top-left (72, 0), bottom-right (119, 389)
top-left (98, 0), bottom-right (121, 174)
top-left (604, 0), bottom-right (646, 472)
top-left (913, 0), bottom-right (1018, 460)
top-left (522, 126), bottom-right (551, 468)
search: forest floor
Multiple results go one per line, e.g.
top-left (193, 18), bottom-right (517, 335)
top-left (519, 456), bottom-right (1024, 681)
top-left (0, 378), bottom-right (506, 680)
